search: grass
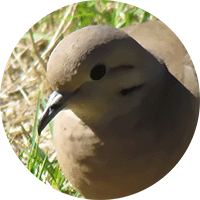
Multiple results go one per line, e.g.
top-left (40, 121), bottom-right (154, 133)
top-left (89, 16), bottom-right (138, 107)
top-left (0, 0), bottom-right (155, 198)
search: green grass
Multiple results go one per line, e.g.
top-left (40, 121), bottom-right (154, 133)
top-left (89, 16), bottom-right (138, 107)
top-left (20, 89), bottom-right (81, 197)
top-left (22, 1), bottom-right (154, 42)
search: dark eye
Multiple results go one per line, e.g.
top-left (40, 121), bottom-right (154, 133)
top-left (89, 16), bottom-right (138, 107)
top-left (90, 64), bottom-right (106, 80)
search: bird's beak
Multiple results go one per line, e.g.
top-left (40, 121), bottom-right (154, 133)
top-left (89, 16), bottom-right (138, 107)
top-left (38, 91), bottom-right (73, 135)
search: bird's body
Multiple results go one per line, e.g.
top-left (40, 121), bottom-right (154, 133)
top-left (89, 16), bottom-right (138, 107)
top-left (39, 20), bottom-right (199, 199)
top-left (53, 69), bottom-right (197, 199)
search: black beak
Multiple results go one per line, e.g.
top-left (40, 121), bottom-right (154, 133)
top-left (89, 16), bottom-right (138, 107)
top-left (38, 91), bottom-right (73, 134)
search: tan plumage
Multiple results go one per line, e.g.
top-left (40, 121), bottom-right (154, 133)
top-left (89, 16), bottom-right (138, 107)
top-left (121, 20), bottom-right (199, 97)
top-left (38, 20), bottom-right (199, 199)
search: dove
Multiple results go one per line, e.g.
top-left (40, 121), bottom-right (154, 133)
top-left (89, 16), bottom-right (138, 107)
top-left (38, 20), bottom-right (199, 199)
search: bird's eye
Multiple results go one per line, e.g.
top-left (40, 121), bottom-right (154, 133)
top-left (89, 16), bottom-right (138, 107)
top-left (90, 64), bottom-right (107, 80)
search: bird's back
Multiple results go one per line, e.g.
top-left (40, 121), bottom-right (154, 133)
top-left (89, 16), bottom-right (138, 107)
top-left (121, 20), bottom-right (199, 98)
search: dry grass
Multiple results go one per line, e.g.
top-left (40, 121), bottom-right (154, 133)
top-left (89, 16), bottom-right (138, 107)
top-left (1, 3), bottom-right (77, 159)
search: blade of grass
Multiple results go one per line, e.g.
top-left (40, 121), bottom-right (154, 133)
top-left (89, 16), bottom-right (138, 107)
top-left (74, 191), bottom-right (81, 197)
top-left (37, 154), bottom-right (48, 180)
top-left (30, 90), bottom-right (40, 153)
